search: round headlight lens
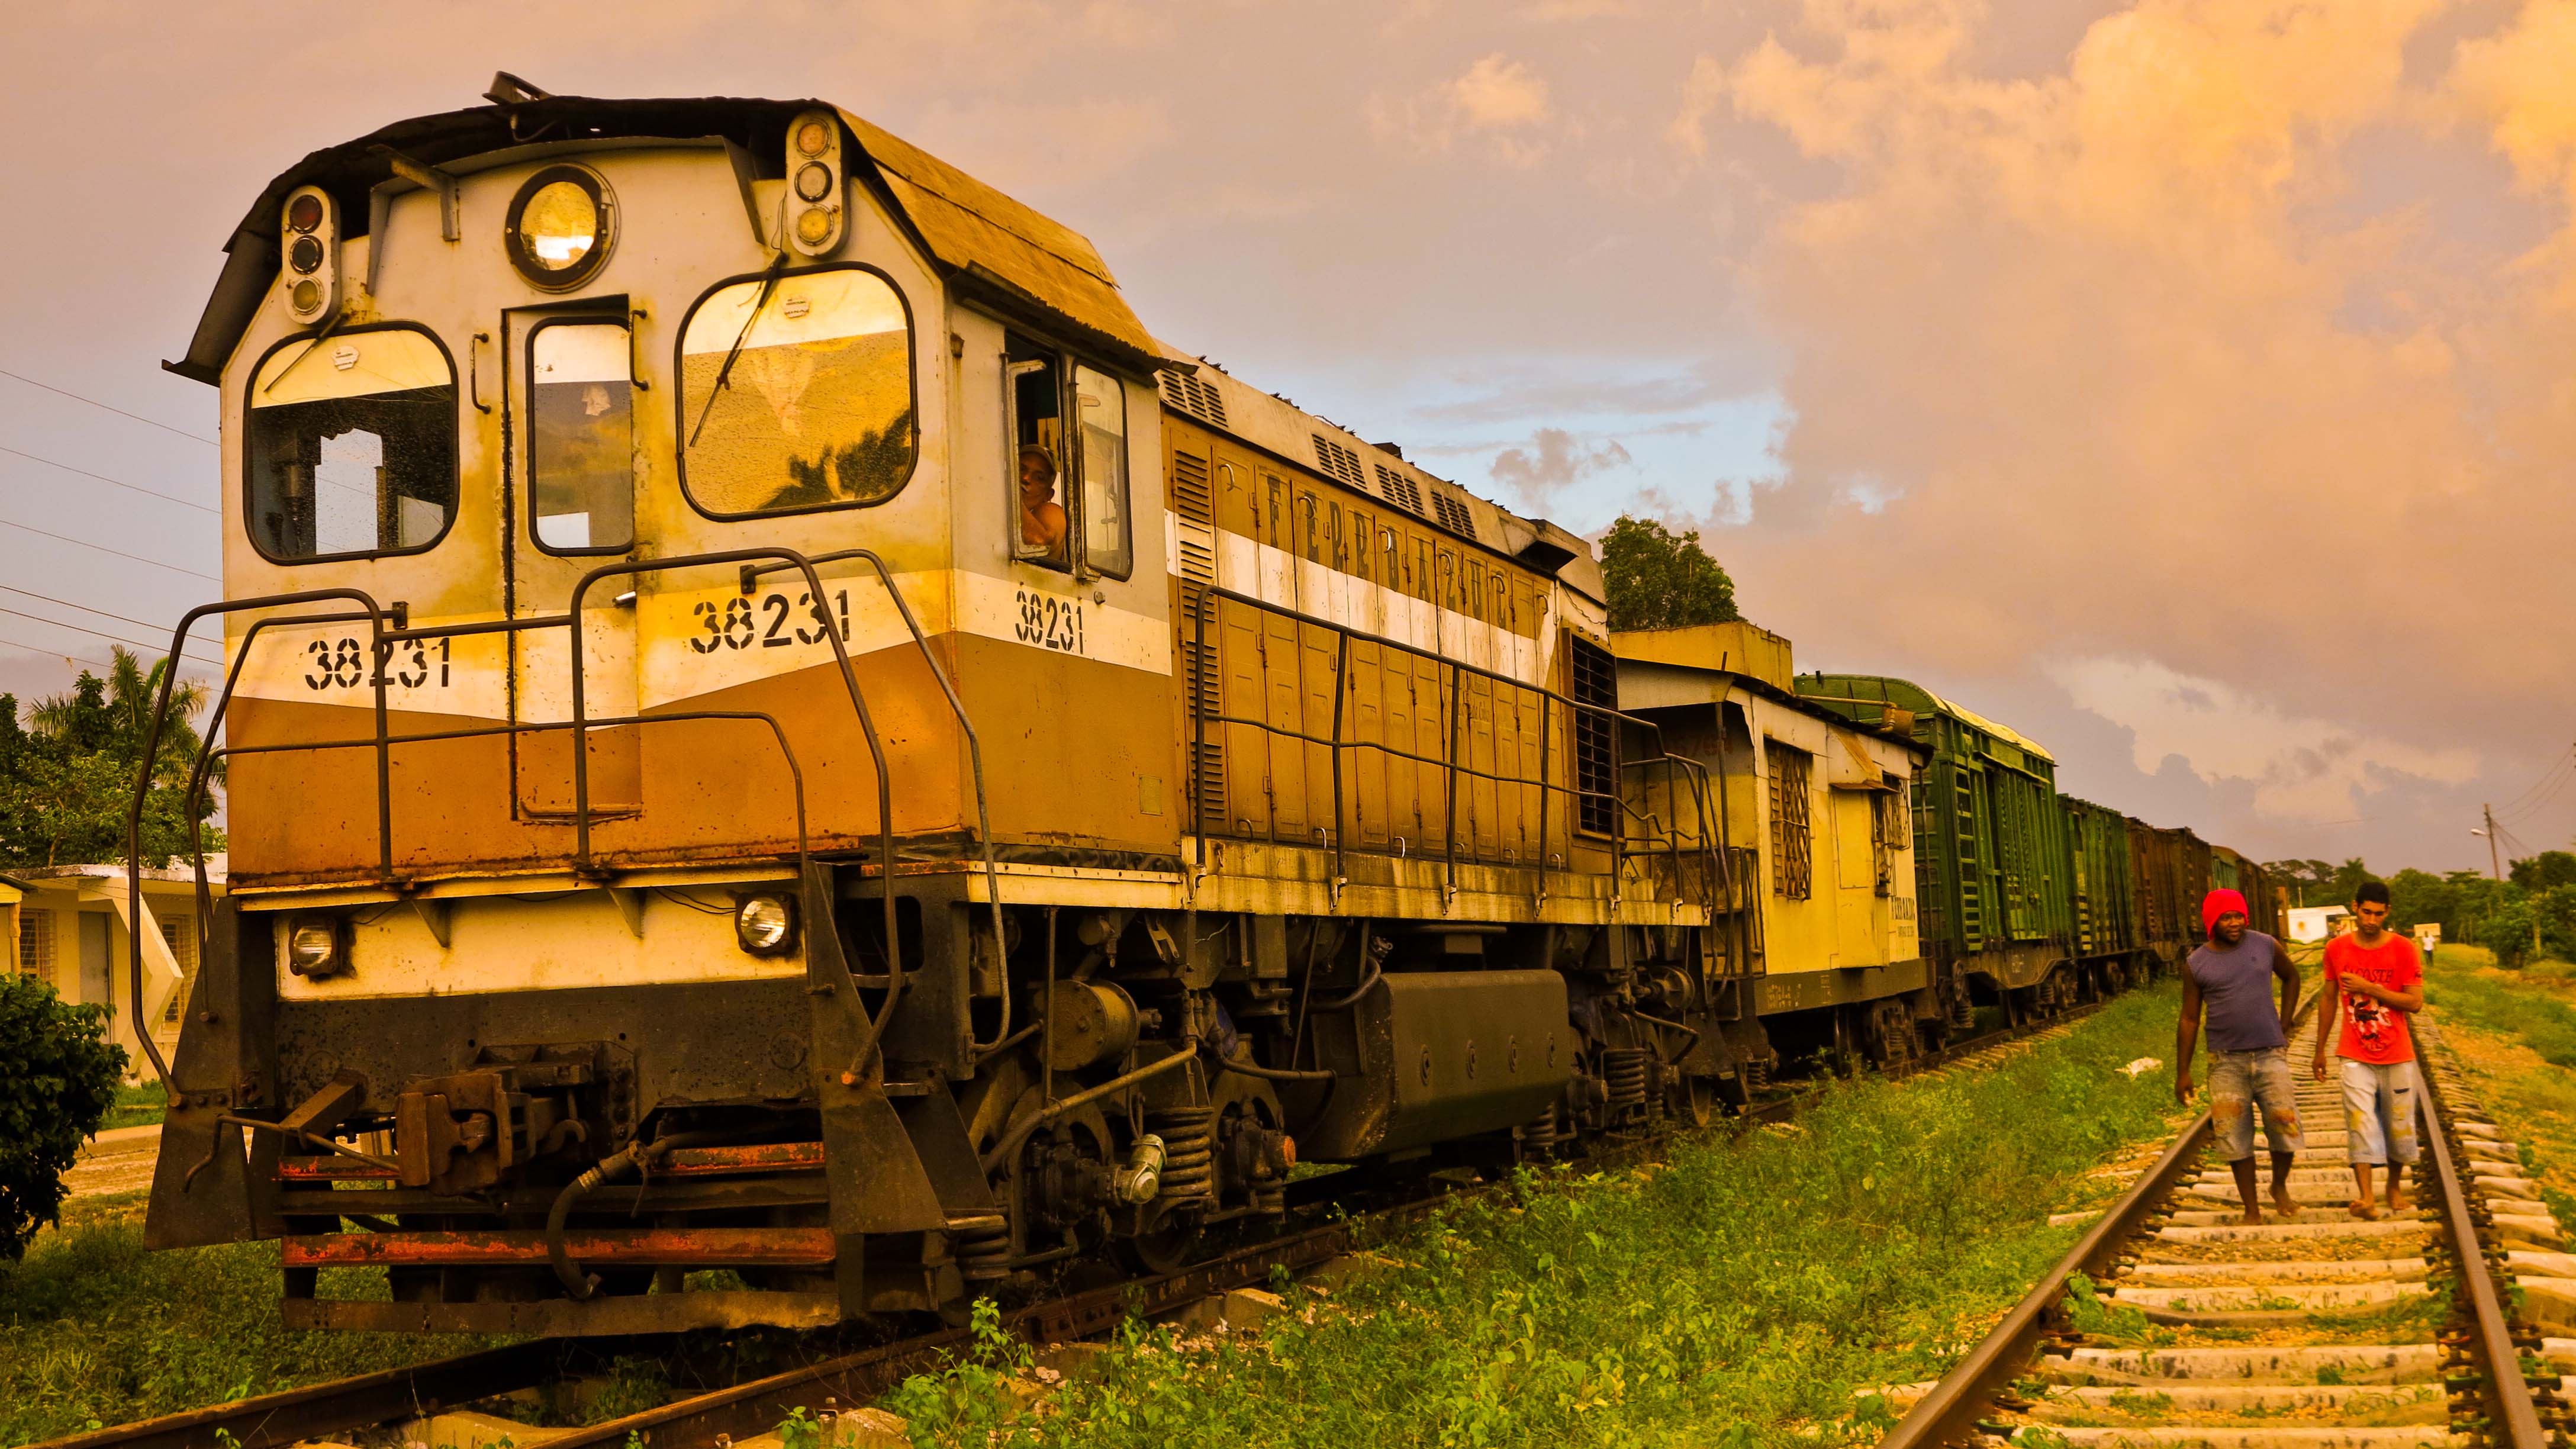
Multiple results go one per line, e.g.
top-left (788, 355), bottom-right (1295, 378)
top-left (795, 207), bottom-right (835, 247)
top-left (519, 179), bottom-right (598, 270)
top-left (286, 193), bottom-right (324, 233)
top-left (795, 120), bottom-right (831, 157)
top-left (504, 165), bottom-right (614, 291)
top-left (290, 279), bottom-right (323, 314)
top-left (794, 162), bottom-right (833, 202)
top-left (288, 920), bottom-right (338, 975)
top-left (736, 896), bottom-right (796, 954)
top-left (288, 235), bottom-right (325, 274)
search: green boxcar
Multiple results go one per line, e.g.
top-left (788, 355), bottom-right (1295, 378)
top-left (1796, 674), bottom-right (2073, 996)
top-left (2062, 795), bottom-right (2140, 958)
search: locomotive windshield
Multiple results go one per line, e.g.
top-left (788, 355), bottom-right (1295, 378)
top-left (244, 327), bottom-right (457, 561)
top-left (677, 266), bottom-right (915, 517)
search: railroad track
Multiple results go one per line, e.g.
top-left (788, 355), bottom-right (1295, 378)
top-left (36, 1003), bottom-right (2108, 1449)
top-left (1882, 1010), bottom-right (2560, 1449)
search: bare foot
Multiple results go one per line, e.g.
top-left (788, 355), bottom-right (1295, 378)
top-left (2387, 1190), bottom-right (2410, 1214)
top-left (2348, 1197), bottom-right (2380, 1220)
top-left (2272, 1190), bottom-right (2300, 1219)
top-left (2240, 1206), bottom-right (2266, 1226)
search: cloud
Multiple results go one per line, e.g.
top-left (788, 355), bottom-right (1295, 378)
top-left (1489, 427), bottom-right (1634, 510)
top-left (1653, 0), bottom-right (2576, 836)
top-left (2054, 656), bottom-right (2478, 823)
top-left (1374, 52), bottom-right (1557, 162)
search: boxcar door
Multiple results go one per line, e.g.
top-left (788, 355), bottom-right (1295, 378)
top-left (504, 308), bottom-right (644, 818)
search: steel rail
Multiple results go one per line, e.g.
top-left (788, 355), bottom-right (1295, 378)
top-left (47, 981), bottom-right (2117, 1449)
top-left (1876, 1000), bottom-right (2545, 1449)
top-left (2417, 1044), bottom-right (2548, 1449)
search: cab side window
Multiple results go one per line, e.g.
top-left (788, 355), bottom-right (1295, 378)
top-left (1006, 342), bottom-right (1134, 580)
top-left (245, 326), bottom-right (457, 562)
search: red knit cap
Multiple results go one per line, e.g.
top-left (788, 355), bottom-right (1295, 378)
top-left (2202, 888), bottom-right (2249, 937)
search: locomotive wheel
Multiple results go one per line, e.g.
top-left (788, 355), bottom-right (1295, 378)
top-left (1666, 1071), bottom-right (1712, 1129)
top-left (1116, 1210), bottom-right (1206, 1275)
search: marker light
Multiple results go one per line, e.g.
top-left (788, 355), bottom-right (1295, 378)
top-left (782, 110), bottom-right (844, 258)
top-left (281, 185), bottom-right (339, 325)
top-left (736, 894), bottom-right (798, 956)
top-left (287, 918), bottom-right (344, 977)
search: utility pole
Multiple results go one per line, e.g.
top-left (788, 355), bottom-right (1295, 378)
top-left (2484, 803), bottom-right (2504, 881)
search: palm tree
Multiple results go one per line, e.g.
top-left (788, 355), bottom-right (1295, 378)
top-left (30, 646), bottom-right (216, 785)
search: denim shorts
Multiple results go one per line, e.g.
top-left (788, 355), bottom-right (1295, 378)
top-left (2339, 1058), bottom-right (2420, 1166)
top-left (2208, 1046), bottom-right (2305, 1161)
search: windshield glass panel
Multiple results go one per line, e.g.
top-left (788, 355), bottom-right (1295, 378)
top-left (246, 328), bottom-right (456, 561)
top-left (1073, 365), bottom-right (1131, 578)
top-left (678, 268), bottom-right (915, 517)
top-left (529, 321), bottom-right (634, 550)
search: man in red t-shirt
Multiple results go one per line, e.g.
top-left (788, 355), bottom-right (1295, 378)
top-left (2310, 880), bottom-right (2426, 1219)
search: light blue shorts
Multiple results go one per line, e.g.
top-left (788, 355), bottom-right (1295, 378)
top-left (2339, 1058), bottom-right (2421, 1167)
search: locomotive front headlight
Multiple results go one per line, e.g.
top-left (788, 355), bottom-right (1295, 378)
top-left (286, 918), bottom-right (344, 977)
top-left (736, 894), bottom-right (798, 956)
top-left (504, 164), bottom-right (615, 291)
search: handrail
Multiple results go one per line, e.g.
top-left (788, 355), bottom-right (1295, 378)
top-left (740, 549), bottom-right (1009, 1058)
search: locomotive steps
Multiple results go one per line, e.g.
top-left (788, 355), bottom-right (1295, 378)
top-left (1878, 1011), bottom-right (2562, 1449)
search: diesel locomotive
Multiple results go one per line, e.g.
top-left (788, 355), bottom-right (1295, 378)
top-left (130, 82), bottom-right (2272, 1335)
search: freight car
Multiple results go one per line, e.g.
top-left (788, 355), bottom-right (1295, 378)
top-left (137, 86), bottom-right (1734, 1336)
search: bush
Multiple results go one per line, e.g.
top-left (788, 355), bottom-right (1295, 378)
top-left (0, 974), bottom-right (127, 1261)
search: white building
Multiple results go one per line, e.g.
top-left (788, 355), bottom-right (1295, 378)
top-left (2, 861), bottom-right (227, 1076)
top-left (2285, 904), bottom-right (2353, 944)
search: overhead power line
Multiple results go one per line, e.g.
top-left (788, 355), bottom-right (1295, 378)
top-left (0, 631), bottom-right (118, 675)
top-left (0, 514), bottom-right (218, 582)
top-left (0, 441), bottom-right (218, 514)
top-left (0, 603), bottom-right (221, 666)
top-left (0, 582), bottom-right (219, 645)
top-left (0, 366), bottom-right (216, 446)
top-left (2494, 744), bottom-right (2575, 815)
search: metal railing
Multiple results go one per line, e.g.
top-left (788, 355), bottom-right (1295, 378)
top-left (123, 548), bottom-right (999, 1093)
top-left (1184, 584), bottom-right (1721, 912)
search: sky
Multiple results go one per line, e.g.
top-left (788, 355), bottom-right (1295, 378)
top-left (3, 0), bottom-right (2573, 875)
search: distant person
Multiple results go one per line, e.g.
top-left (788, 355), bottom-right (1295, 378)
top-left (2176, 887), bottom-right (2305, 1224)
top-left (2312, 881), bottom-right (2424, 1220)
top-left (1019, 445), bottom-right (1068, 556)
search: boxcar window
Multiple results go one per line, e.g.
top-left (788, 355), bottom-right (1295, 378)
top-left (247, 327), bottom-right (456, 561)
top-left (529, 321), bottom-right (634, 551)
top-left (1769, 743), bottom-right (1815, 899)
top-left (1073, 365), bottom-right (1132, 579)
top-left (679, 268), bottom-right (914, 517)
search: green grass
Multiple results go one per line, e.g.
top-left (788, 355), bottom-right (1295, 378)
top-left (883, 984), bottom-right (2194, 1449)
top-left (2422, 945), bottom-right (2576, 1068)
top-left (0, 1197), bottom-right (490, 1442)
top-left (99, 1083), bottom-right (168, 1132)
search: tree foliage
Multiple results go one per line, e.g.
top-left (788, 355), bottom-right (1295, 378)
top-left (0, 973), bottom-right (126, 1261)
top-left (2510, 851), bottom-right (2576, 891)
top-left (1599, 514), bottom-right (1740, 632)
top-left (0, 648), bottom-right (221, 871)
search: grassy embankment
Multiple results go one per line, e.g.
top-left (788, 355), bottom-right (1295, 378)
top-left (0, 1192), bottom-right (487, 1443)
top-left (2420, 943), bottom-right (2576, 1225)
top-left (100, 1083), bottom-right (167, 1132)
top-left (881, 984), bottom-right (2198, 1449)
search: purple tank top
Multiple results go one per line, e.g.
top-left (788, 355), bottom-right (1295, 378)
top-left (2188, 932), bottom-right (2287, 1052)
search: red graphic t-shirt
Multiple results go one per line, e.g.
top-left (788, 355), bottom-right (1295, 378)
top-left (2324, 933), bottom-right (2422, 1065)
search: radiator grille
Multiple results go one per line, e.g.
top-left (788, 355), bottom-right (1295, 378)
top-left (1373, 463), bottom-right (1424, 516)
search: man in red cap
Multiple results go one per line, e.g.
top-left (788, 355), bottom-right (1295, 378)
top-left (2175, 887), bottom-right (2305, 1223)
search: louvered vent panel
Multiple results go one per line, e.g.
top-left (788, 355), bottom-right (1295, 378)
top-left (1157, 369), bottom-right (1229, 429)
top-left (1431, 491), bottom-right (1477, 540)
top-left (1310, 435), bottom-right (1364, 487)
top-left (1373, 463), bottom-right (1425, 516)
top-left (1171, 450), bottom-right (1215, 527)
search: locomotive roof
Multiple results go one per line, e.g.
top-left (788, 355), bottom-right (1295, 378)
top-left (169, 93), bottom-right (1165, 384)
